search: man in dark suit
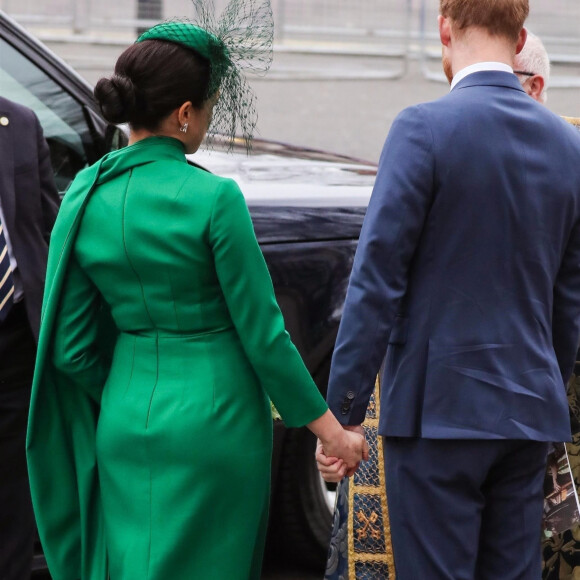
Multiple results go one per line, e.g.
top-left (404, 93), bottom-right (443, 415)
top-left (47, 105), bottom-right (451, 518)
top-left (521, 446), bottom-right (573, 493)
top-left (318, 0), bottom-right (580, 578)
top-left (0, 96), bottom-right (59, 579)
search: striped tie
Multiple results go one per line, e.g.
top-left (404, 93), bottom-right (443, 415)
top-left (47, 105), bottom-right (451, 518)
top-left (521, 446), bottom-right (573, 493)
top-left (0, 219), bottom-right (14, 323)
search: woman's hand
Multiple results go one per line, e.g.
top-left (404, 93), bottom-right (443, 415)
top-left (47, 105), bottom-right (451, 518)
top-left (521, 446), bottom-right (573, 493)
top-left (316, 439), bottom-right (347, 482)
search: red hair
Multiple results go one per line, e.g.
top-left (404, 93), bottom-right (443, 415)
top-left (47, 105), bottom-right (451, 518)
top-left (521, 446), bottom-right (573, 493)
top-left (440, 0), bottom-right (529, 42)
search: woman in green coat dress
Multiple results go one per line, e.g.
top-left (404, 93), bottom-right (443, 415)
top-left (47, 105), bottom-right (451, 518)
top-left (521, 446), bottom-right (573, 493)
top-left (26, 10), bottom-right (368, 580)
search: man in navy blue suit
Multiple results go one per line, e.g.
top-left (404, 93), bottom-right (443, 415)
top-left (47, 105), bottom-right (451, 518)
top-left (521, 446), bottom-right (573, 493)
top-left (0, 97), bottom-right (59, 579)
top-left (318, 0), bottom-right (580, 578)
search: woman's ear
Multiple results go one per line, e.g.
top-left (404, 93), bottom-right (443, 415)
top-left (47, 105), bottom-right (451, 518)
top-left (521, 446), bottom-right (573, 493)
top-left (177, 101), bottom-right (194, 129)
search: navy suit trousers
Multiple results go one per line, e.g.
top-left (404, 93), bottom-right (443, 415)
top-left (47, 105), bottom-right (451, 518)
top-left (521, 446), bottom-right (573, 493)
top-left (0, 301), bottom-right (36, 580)
top-left (383, 438), bottom-right (549, 580)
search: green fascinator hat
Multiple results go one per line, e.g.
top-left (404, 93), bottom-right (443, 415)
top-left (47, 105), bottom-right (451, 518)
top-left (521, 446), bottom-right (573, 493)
top-left (136, 0), bottom-right (273, 151)
top-left (137, 23), bottom-right (229, 98)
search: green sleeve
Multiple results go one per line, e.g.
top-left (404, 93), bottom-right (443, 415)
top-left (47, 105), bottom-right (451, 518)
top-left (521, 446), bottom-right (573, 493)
top-left (51, 253), bottom-right (107, 403)
top-left (209, 179), bottom-right (328, 427)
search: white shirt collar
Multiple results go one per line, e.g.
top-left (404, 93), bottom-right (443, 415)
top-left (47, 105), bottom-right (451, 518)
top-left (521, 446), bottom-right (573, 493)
top-left (450, 62), bottom-right (513, 91)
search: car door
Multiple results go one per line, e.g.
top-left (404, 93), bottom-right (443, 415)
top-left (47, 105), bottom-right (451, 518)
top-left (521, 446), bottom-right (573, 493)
top-left (0, 11), bottom-right (128, 574)
top-left (0, 10), bottom-right (126, 195)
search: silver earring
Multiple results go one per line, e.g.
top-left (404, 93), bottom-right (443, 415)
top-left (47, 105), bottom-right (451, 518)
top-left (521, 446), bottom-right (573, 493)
top-left (179, 123), bottom-right (188, 133)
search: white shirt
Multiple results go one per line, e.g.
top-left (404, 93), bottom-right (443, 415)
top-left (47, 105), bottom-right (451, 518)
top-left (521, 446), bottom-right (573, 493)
top-left (450, 61), bottom-right (513, 91)
top-left (0, 198), bottom-right (23, 303)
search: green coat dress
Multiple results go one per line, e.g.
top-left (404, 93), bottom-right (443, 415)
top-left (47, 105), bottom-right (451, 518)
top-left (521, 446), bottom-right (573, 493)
top-left (26, 137), bottom-right (328, 580)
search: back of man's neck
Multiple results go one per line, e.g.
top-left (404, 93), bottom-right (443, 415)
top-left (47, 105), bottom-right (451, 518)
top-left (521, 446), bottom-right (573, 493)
top-left (452, 53), bottom-right (513, 77)
top-left (450, 31), bottom-right (515, 77)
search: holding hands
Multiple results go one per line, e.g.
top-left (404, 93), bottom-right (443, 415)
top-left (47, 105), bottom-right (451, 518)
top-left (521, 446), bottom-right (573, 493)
top-left (316, 425), bottom-right (367, 482)
top-left (307, 410), bottom-right (368, 482)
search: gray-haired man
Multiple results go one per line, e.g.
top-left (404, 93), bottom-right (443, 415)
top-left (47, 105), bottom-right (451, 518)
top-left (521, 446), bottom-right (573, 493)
top-left (514, 30), bottom-right (550, 103)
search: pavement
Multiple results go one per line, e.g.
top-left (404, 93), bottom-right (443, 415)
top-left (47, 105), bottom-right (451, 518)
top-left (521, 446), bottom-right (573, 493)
top-left (38, 37), bottom-right (580, 165)
top-left (8, 0), bottom-right (580, 163)
top-left (249, 52), bottom-right (580, 164)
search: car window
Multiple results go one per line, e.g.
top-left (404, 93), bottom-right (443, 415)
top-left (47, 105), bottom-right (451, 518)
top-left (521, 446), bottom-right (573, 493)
top-left (0, 37), bottom-right (92, 194)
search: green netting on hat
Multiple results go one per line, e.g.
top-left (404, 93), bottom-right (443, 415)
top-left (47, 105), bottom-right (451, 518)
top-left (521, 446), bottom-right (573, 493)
top-left (137, 23), bottom-right (229, 97)
top-left (137, 0), bottom-right (273, 151)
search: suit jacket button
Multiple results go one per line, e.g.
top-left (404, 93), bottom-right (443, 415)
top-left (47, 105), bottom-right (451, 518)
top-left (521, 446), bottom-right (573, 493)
top-left (346, 391), bottom-right (355, 400)
top-left (341, 403), bottom-right (350, 415)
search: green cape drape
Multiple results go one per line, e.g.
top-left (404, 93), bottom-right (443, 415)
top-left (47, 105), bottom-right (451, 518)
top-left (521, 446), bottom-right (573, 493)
top-left (26, 145), bottom-right (141, 580)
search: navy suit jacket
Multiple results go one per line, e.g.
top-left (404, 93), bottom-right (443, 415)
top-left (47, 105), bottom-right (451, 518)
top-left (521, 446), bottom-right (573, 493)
top-left (0, 97), bottom-right (59, 342)
top-left (327, 71), bottom-right (580, 442)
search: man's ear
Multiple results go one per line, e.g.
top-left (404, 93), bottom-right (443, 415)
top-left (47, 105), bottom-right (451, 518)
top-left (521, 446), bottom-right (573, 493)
top-left (515, 28), bottom-right (527, 55)
top-left (438, 15), bottom-right (452, 47)
top-left (528, 75), bottom-right (545, 103)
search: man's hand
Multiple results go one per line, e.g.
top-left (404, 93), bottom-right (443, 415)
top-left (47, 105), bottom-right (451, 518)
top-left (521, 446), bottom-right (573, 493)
top-left (343, 424), bottom-right (365, 437)
top-left (316, 424), bottom-right (368, 482)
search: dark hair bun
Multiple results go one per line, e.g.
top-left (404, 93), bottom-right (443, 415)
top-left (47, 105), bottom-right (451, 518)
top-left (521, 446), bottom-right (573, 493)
top-left (94, 74), bottom-right (137, 125)
top-left (94, 40), bottom-right (211, 131)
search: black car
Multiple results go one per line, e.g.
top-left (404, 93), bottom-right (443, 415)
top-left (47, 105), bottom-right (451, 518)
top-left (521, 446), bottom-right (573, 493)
top-left (0, 9), bottom-right (376, 574)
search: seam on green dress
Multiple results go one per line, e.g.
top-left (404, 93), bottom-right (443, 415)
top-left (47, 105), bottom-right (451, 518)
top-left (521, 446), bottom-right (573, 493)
top-left (123, 335), bottom-right (137, 398)
top-left (121, 168), bottom-right (155, 328)
top-left (145, 330), bottom-right (160, 431)
top-left (117, 167), bottom-right (157, 577)
top-left (172, 170), bottom-right (196, 201)
top-left (145, 408), bottom-right (153, 580)
top-left (207, 181), bottom-right (225, 411)
top-left (168, 272), bottom-right (181, 333)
